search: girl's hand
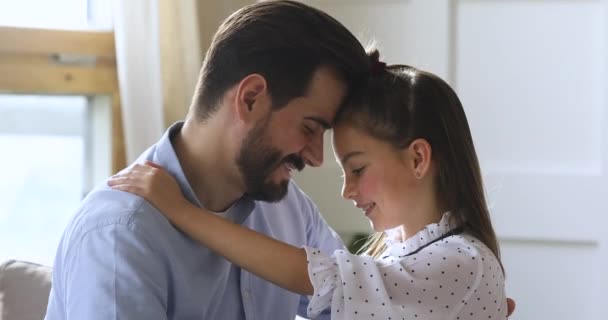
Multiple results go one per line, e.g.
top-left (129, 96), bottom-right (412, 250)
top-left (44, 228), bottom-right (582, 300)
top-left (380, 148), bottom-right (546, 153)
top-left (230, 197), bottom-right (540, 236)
top-left (110, 162), bottom-right (313, 296)
top-left (108, 161), bottom-right (191, 221)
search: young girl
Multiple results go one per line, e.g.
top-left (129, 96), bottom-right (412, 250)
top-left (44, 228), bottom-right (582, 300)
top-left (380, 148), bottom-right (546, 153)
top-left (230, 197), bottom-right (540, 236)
top-left (109, 52), bottom-right (508, 319)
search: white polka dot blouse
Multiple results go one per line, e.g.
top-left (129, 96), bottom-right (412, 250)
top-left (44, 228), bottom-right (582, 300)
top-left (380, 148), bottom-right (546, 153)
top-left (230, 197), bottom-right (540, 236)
top-left (304, 212), bottom-right (507, 320)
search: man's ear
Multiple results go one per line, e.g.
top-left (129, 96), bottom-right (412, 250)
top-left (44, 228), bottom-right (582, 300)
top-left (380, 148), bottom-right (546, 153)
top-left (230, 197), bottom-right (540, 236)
top-left (404, 138), bottom-right (432, 180)
top-left (234, 74), bottom-right (271, 124)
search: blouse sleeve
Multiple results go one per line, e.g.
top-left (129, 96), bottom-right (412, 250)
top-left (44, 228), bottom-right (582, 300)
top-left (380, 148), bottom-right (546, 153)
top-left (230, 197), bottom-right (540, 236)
top-left (304, 247), bottom-right (342, 318)
top-left (304, 239), bottom-right (504, 320)
top-left (305, 246), bottom-right (385, 318)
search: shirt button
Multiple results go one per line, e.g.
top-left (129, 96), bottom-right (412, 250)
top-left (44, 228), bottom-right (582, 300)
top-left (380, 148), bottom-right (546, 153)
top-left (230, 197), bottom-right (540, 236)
top-left (243, 291), bottom-right (251, 300)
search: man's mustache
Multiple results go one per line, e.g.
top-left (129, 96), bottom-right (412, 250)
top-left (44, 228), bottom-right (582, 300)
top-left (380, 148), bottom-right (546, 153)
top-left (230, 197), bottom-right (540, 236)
top-left (283, 154), bottom-right (305, 171)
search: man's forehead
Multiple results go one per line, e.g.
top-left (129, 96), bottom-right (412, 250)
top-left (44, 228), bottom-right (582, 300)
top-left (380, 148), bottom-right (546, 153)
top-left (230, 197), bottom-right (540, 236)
top-left (303, 67), bottom-right (348, 117)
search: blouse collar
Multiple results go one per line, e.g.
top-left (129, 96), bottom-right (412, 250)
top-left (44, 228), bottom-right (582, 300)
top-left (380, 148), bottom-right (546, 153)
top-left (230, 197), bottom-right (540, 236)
top-left (384, 212), bottom-right (458, 257)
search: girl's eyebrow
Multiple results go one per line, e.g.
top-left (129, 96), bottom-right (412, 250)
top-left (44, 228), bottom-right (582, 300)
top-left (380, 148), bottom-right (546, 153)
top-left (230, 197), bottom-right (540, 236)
top-left (340, 151), bottom-right (364, 165)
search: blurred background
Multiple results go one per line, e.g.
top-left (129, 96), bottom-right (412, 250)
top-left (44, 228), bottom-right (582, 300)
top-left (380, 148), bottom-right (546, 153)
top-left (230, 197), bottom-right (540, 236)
top-left (1, 0), bottom-right (606, 319)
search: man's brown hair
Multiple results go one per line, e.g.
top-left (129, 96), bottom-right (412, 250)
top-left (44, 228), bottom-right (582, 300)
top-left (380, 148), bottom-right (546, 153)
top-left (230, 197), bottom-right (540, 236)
top-left (192, 0), bottom-right (369, 120)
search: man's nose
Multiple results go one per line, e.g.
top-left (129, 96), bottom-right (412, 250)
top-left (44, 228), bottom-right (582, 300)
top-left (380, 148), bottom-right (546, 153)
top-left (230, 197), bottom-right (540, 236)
top-left (300, 134), bottom-right (324, 167)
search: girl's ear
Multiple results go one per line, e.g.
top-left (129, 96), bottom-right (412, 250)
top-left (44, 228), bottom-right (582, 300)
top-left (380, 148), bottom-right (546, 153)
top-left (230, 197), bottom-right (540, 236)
top-left (406, 138), bottom-right (432, 179)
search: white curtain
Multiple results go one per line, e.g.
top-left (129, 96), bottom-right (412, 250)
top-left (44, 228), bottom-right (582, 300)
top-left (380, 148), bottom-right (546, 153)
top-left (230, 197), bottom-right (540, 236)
top-left (112, 0), bottom-right (164, 163)
top-left (112, 0), bottom-right (251, 163)
top-left (157, 0), bottom-right (202, 127)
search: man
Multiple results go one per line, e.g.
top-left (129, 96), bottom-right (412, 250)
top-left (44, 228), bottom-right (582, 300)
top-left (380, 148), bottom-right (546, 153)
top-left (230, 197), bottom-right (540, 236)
top-left (45, 1), bottom-right (369, 319)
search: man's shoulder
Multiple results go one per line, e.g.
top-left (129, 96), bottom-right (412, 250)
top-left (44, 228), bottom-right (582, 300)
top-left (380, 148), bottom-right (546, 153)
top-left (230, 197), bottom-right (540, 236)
top-left (65, 184), bottom-right (168, 242)
top-left (285, 180), bottom-right (315, 205)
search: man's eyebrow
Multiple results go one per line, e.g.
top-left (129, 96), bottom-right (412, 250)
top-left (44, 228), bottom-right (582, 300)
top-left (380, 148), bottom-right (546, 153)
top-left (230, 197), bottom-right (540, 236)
top-left (304, 116), bottom-right (331, 130)
top-left (340, 151), bottom-right (363, 165)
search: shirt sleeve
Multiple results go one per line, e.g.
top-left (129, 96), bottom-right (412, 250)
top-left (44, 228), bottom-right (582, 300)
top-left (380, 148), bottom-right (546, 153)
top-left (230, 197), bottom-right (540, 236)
top-left (304, 242), bottom-right (487, 320)
top-left (62, 223), bottom-right (169, 320)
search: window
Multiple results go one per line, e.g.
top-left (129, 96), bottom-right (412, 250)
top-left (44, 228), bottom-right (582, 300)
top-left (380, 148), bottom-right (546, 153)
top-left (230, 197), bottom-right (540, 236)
top-left (0, 0), bottom-right (112, 30)
top-left (0, 95), bottom-right (87, 265)
top-left (0, 0), bottom-right (122, 265)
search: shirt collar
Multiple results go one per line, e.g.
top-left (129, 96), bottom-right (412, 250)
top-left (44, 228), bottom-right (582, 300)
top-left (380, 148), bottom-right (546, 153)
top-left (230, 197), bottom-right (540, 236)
top-left (385, 211), bottom-right (458, 257)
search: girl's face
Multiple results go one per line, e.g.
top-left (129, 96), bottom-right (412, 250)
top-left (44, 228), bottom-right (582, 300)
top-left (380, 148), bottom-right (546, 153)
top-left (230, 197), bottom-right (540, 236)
top-left (332, 123), bottom-right (420, 232)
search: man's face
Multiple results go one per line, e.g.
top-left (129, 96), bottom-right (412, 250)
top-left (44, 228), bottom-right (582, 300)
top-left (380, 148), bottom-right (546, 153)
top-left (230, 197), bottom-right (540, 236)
top-left (236, 118), bottom-right (304, 202)
top-left (236, 66), bottom-right (347, 202)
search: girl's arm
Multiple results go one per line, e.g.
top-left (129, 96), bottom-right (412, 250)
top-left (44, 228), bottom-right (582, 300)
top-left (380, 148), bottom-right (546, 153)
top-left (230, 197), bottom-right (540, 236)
top-left (108, 161), bottom-right (313, 295)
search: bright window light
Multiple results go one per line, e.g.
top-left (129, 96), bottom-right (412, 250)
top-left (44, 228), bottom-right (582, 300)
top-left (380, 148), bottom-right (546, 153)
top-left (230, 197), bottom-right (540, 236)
top-left (0, 95), bottom-right (86, 266)
top-left (0, 0), bottom-right (112, 30)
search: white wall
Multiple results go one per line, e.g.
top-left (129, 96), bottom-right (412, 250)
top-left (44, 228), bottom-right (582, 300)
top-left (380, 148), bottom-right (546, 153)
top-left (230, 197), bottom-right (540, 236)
top-left (294, 1), bottom-right (608, 319)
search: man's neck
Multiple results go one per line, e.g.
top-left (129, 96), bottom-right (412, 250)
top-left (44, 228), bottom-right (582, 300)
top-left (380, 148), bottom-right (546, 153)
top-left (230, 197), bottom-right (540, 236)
top-left (173, 119), bottom-right (245, 212)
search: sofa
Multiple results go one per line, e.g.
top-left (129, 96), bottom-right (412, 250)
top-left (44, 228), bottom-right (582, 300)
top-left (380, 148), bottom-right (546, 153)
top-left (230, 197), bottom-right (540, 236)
top-left (0, 260), bottom-right (52, 320)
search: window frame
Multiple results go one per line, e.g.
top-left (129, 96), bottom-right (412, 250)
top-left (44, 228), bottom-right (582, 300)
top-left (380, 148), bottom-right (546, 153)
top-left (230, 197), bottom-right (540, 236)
top-left (0, 26), bottom-right (126, 173)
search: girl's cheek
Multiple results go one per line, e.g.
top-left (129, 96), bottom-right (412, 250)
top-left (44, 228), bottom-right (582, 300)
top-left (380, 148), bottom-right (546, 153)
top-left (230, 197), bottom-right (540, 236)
top-left (359, 174), bottom-right (380, 197)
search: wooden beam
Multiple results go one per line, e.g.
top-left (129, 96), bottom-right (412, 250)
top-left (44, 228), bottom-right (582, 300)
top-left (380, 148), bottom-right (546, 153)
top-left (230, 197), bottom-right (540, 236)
top-left (112, 93), bottom-right (126, 173)
top-left (0, 26), bottom-right (126, 173)
top-left (0, 27), bottom-right (116, 58)
top-left (0, 63), bottom-right (118, 95)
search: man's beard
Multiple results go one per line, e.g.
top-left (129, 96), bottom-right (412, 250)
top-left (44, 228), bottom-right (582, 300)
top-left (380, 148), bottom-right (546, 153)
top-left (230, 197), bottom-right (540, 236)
top-left (236, 120), bottom-right (305, 202)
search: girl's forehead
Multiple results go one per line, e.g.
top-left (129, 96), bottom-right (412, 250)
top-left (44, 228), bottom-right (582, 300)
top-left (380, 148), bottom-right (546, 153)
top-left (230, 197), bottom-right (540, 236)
top-left (332, 122), bottom-right (360, 138)
top-left (331, 124), bottom-right (358, 147)
top-left (331, 124), bottom-right (377, 160)
top-left (331, 125), bottom-right (358, 159)
top-left (332, 122), bottom-right (375, 145)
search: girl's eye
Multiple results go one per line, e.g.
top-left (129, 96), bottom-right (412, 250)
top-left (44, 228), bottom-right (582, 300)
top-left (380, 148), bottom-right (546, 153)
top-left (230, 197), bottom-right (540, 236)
top-left (352, 166), bottom-right (366, 176)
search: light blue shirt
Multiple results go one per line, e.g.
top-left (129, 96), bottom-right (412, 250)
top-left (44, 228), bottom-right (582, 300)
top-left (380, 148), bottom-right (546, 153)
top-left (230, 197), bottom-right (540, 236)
top-left (45, 122), bottom-right (345, 320)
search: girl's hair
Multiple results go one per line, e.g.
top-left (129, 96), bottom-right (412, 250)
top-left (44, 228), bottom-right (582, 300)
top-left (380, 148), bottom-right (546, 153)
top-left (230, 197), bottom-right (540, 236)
top-left (341, 50), bottom-right (502, 270)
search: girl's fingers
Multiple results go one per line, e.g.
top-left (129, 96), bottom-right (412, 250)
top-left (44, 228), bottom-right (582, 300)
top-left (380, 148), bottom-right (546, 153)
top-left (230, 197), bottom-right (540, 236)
top-left (110, 171), bottom-right (139, 180)
top-left (110, 184), bottom-right (144, 196)
top-left (108, 171), bottom-right (150, 186)
top-left (132, 163), bottom-right (154, 172)
top-left (107, 176), bottom-right (126, 186)
top-left (108, 162), bottom-right (166, 194)
top-left (143, 160), bottom-right (163, 169)
top-left (112, 162), bottom-right (164, 182)
top-left (132, 161), bottom-right (162, 172)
